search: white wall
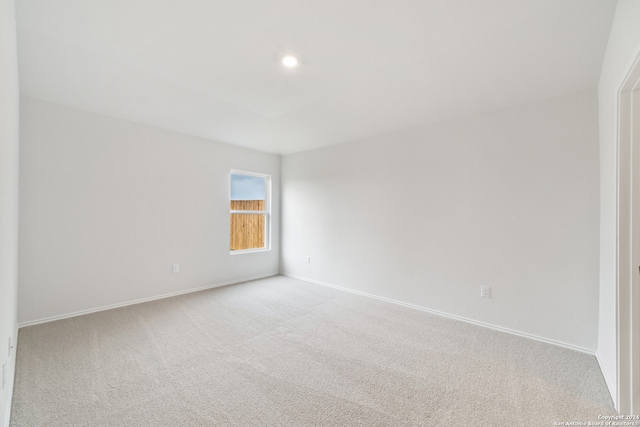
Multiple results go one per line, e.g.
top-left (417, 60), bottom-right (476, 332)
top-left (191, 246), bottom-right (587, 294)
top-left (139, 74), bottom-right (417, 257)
top-left (19, 97), bottom-right (280, 324)
top-left (597, 0), bottom-right (640, 408)
top-left (0, 0), bottom-right (19, 425)
top-left (282, 89), bottom-right (600, 351)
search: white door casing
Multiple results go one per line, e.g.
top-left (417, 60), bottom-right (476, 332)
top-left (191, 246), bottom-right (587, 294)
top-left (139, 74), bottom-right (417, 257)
top-left (616, 49), bottom-right (640, 415)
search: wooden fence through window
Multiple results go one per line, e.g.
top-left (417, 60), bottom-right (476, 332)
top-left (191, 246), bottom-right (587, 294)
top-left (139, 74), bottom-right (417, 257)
top-left (230, 200), bottom-right (266, 250)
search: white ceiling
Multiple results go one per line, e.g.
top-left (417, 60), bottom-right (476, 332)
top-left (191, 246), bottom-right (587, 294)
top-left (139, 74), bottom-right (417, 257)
top-left (16, 0), bottom-right (617, 154)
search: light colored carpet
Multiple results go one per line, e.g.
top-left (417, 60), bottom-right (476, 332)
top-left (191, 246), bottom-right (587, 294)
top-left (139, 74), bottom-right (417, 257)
top-left (10, 275), bottom-right (614, 426)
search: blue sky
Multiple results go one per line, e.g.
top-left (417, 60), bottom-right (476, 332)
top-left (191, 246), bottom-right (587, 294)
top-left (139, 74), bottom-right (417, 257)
top-left (230, 174), bottom-right (266, 200)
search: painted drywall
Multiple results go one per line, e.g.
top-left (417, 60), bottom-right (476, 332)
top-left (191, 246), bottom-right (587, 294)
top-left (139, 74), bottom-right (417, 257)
top-left (282, 89), bottom-right (600, 351)
top-left (19, 97), bottom-right (280, 324)
top-left (0, 0), bottom-right (19, 425)
top-left (597, 0), bottom-right (640, 408)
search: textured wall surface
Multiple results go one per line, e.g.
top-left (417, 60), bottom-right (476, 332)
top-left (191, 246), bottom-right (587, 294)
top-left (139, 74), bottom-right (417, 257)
top-left (282, 89), bottom-right (600, 351)
top-left (0, 0), bottom-right (19, 425)
top-left (19, 97), bottom-right (280, 324)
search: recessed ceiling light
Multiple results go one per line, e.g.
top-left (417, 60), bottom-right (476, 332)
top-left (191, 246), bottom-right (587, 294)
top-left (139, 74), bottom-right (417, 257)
top-left (282, 55), bottom-right (299, 68)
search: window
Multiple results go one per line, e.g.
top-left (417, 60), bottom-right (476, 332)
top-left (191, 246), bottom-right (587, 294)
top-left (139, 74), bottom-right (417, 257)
top-left (229, 170), bottom-right (270, 253)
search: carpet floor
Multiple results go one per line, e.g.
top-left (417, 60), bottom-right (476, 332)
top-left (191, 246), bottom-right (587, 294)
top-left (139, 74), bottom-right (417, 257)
top-left (10, 275), bottom-right (614, 426)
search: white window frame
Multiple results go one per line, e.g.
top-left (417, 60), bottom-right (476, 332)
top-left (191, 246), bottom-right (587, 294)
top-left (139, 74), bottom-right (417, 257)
top-left (229, 169), bottom-right (271, 255)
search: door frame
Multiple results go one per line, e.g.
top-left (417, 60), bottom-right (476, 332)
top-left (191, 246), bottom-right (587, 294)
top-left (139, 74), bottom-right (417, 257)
top-left (616, 49), bottom-right (640, 415)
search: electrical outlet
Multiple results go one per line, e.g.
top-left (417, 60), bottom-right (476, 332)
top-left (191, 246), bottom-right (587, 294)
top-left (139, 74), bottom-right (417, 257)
top-left (172, 264), bottom-right (179, 274)
top-left (306, 256), bottom-right (310, 264)
top-left (481, 286), bottom-right (491, 298)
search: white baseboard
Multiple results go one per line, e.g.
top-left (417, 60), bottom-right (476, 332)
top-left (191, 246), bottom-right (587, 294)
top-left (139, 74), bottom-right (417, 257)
top-left (596, 350), bottom-right (617, 409)
top-left (2, 325), bottom-right (18, 427)
top-left (18, 273), bottom-right (279, 328)
top-left (283, 272), bottom-right (596, 356)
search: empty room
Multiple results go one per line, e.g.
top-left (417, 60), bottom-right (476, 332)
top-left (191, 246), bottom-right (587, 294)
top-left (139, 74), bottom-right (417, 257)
top-left (2, 0), bottom-right (640, 426)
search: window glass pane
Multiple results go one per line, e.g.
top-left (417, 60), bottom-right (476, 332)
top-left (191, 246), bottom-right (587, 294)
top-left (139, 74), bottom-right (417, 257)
top-left (229, 171), bottom-right (269, 252)
top-left (230, 213), bottom-right (265, 250)
top-left (230, 174), bottom-right (265, 211)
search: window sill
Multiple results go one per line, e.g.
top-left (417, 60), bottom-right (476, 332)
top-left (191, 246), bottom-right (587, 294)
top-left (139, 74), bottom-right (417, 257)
top-left (230, 248), bottom-right (271, 255)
